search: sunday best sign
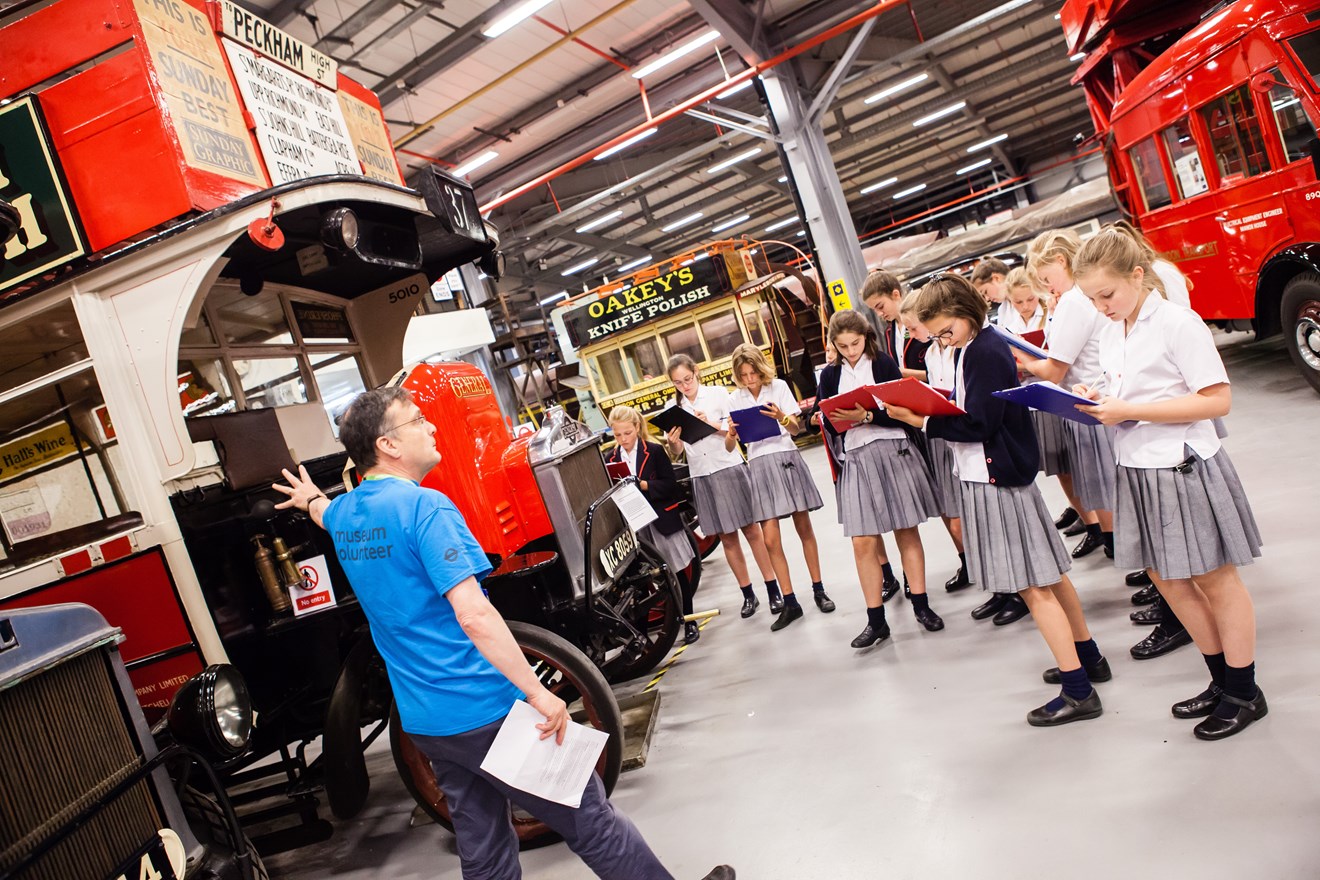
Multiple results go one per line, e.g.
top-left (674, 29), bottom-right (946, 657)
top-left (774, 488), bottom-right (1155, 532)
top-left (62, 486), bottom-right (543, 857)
top-left (562, 259), bottom-right (731, 348)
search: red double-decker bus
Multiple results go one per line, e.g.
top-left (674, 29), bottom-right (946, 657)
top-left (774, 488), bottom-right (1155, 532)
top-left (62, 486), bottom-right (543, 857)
top-left (1064, 0), bottom-right (1320, 391)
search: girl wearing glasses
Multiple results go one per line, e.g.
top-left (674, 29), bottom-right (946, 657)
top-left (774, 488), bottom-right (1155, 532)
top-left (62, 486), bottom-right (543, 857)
top-left (884, 276), bottom-right (1107, 727)
top-left (664, 354), bottom-right (781, 621)
top-left (816, 309), bottom-right (945, 649)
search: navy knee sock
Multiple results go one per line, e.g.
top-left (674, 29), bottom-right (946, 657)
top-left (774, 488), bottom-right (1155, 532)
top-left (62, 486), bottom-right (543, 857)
top-left (740, 584), bottom-right (754, 600)
top-left (764, 579), bottom-right (781, 600)
top-left (910, 592), bottom-right (930, 613)
top-left (881, 562), bottom-right (895, 581)
top-left (1085, 523), bottom-right (1103, 541)
top-left (1075, 638), bottom-right (1102, 668)
top-left (1213, 662), bottom-right (1258, 719)
top-left (811, 580), bottom-right (825, 592)
top-left (1203, 652), bottom-right (1227, 688)
top-left (1044, 666), bottom-right (1092, 712)
top-left (866, 605), bottom-right (887, 630)
top-left (784, 592), bottom-right (800, 609)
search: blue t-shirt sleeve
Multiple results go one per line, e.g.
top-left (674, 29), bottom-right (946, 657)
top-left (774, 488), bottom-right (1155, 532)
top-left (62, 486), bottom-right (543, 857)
top-left (415, 497), bottom-right (493, 596)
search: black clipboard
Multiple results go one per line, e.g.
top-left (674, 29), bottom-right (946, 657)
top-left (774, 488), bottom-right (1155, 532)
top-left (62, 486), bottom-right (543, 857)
top-left (649, 406), bottom-right (719, 443)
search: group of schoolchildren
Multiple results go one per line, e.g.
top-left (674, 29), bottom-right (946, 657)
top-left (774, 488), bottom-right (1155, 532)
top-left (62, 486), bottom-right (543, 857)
top-left (607, 222), bottom-right (1266, 741)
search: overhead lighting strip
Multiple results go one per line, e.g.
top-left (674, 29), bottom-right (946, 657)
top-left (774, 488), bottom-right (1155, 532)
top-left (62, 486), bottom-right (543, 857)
top-left (706, 147), bottom-right (763, 174)
top-left (912, 102), bottom-right (966, 127)
top-left (632, 30), bottom-right (720, 79)
top-left (574, 210), bottom-right (624, 233)
top-left (660, 212), bottom-right (703, 232)
top-left (863, 72), bottom-right (929, 105)
top-left (482, 0), bottom-right (555, 38)
top-left (595, 128), bottom-right (658, 160)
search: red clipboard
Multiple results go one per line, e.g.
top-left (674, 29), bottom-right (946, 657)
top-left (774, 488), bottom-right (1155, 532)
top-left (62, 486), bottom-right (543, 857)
top-left (817, 385), bottom-right (882, 431)
top-left (1021, 328), bottom-right (1046, 347)
top-left (870, 378), bottom-right (966, 416)
top-left (605, 460), bottom-right (631, 481)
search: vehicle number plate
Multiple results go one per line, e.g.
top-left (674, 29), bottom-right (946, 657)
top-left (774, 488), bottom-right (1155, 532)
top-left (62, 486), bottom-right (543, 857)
top-left (598, 528), bottom-right (637, 579)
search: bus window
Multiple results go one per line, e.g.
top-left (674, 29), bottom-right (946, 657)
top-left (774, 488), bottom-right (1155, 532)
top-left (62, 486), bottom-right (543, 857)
top-left (1128, 137), bottom-right (1172, 212)
top-left (217, 291), bottom-right (294, 346)
top-left (698, 309), bottom-right (743, 357)
top-left (589, 350), bottom-right (629, 396)
top-left (1264, 70), bottom-right (1317, 163)
top-left (1160, 118), bottom-right (1208, 199)
top-left (662, 322), bottom-right (705, 364)
top-left (310, 352), bottom-right (367, 430)
top-left (232, 357), bottom-right (308, 409)
top-left (179, 358), bottom-right (236, 417)
top-left (1199, 85), bottom-right (1271, 182)
top-left (743, 303), bottom-right (767, 347)
top-left (622, 337), bottom-right (665, 383)
top-left (1286, 30), bottom-right (1320, 89)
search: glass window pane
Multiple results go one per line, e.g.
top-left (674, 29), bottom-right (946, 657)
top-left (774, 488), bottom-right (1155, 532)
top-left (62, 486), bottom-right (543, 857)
top-left (179, 359), bottom-right (236, 417)
top-left (0, 300), bottom-right (89, 397)
top-left (213, 286), bottom-right (293, 345)
top-left (743, 304), bottom-right (768, 347)
top-left (1288, 29), bottom-right (1320, 89)
top-left (1199, 85), bottom-right (1271, 183)
top-left (291, 301), bottom-right (354, 343)
top-left (590, 350), bottom-right (629, 396)
top-left (661, 322), bottom-right (705, 365)
top-left (311, 352), bottom-right (367, 431)
top-left (1268, 72), bottom-right (1316, 163)
top-left (233, 357), bottom-right (307, 409)
top-left (180, 310), bottom-right (216, 347)
top-left (1161, 118), bottom-right (1209, 199)
top-left (622, 338), bottom-right (665, 384)
top-left (1129, 137), bottom-right (1172, 212)
top-left (698, 309), bottom-right (744, 360)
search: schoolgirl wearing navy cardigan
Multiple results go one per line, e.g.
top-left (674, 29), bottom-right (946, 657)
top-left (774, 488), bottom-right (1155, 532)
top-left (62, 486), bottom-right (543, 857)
top-left (885, 276), bottom-right (1107, 727)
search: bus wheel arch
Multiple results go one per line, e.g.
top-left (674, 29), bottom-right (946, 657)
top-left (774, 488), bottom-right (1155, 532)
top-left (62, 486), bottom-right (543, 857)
top-left (1279, 272), bottom-right (1320, 394)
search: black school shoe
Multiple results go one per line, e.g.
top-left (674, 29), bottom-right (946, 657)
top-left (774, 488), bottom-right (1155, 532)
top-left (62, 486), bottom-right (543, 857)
top-left (992, 594), bottom-right (1030, 626)
top-left (770, 604), bottom-right (803, 632)
top-left (1126, 570), bottom-right (1152, 588)
top-left (1063, 518), bottom-right (1086, 537)
top-left (813, 590), bottom-right (836, 613)
top-left (1042, 656), bottom-right (1112, 684)
top-left (1054, 507), bottom-right (1079, 530)
top-left (684, 621), bottom-right (701, 644)
top-left (1131, 583), bottom-right (1160, 605)
top-left (1071, 532), bottom-right (1103, 558)
top-left (881, 574), bottom-right (901, 603)
top-left (1130, 601), bottom-right (1164, 625)
top-left (740, 594), bottom-right (760, 618)
top-left (769, 591), bottom-right (785, 615)
top-left (1193, 689), bottom-right (1268, 740)
top-left (850, 621), bottom-right (891, 648)
top-left (971, 593), bottom-right (1008, 620)
top-left (1130, 622), bottom-right (1192, 659)
top-left (1027, 689), bottom-right (1103, 727)
top-left (945, 564), bottom-right (971, 591)
top-left (913, 604), bottom-right (944, 632)
top-left (1172, 683), bottom-right (1221, 719)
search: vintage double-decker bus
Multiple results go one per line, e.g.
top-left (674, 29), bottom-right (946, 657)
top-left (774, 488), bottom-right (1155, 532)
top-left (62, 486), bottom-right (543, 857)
top-left (1064, 0), bottom-right (1320, 391)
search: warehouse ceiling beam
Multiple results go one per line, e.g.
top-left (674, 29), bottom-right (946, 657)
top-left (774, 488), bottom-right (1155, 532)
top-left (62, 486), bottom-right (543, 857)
top-left (805, 17), bottom-right (877, 127)
top-left (683, 108), bottom-right (779, 142)
top-left (556, 232), bottom-right (650, 260)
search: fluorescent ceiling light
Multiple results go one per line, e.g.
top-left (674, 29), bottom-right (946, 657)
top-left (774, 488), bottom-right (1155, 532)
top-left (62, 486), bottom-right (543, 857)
top-left (1070, 52), bottom-right (1085, 62)
top-left (575, 210), bottom-right (624, 233)
top-left (452, 150), bottom-right (498, 177)
top-left (706, 147), bottom-right (763, 174)
top-left (539, 290), bottom-right (568, 305)
top-left (913, 102), bottom-right (966, 127)
top-left (892, 183), bottom-right (927, 199)
top-left (956, 158), bottom-right (993, 175)
top-left (694, 252), bottom-right (710, 260)
top-left (595, 128), bottom-right (657, 160)
top-left (711, 213), bottom-right (750, 233)
top-left (863, 72), bottom-right (929, 105)
top-left (796, 230), bottom-right (805, 236)
top-left (631, 29), bottom-right (720, 79)
top-left (860, 176), bottom-right (898, 195)
top-left (680, 258), bottom-right (695, 266)
top-left (660, 212), bottom-right (703, 232)
top-left (967, 134), bottom-right (1008, 152)
top-left (716, 79), bottom-right (754, 99)
top-left (561, 258), bottom-right (599, 276)
top-left (615, 254), bottom-right (652, 273)
top-left (765, 217), bottom-right (799, 232)
top-left (482, 0), bottom-right (554, 38)
top-left (777, 175), bottom-right (788, 183)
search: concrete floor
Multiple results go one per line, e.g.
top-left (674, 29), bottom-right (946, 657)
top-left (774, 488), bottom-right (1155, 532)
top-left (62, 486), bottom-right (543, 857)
top-left (264, 332), bottom-right (1320, 880)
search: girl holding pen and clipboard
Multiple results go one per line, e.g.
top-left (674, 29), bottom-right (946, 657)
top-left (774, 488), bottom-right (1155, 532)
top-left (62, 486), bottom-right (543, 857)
top-left (816, 309), bottom-right (945, 649)
top-left (885, 275), bottom-right (1108, 726)
top-left (663, 353), bottom-right (782, 622)
top-left (726, 344), bottom-right (834, 631)
top-left (1072, 228), bottom-right (1265, 740)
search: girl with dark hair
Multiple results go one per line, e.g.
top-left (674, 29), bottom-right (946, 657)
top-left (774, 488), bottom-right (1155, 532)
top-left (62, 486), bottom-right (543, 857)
top-left (885, 276), bottom-right (1107, 726)
top-left (816, 309), bottom-right (945, 648)
top-left (664, 354), bottom-right (780, 620)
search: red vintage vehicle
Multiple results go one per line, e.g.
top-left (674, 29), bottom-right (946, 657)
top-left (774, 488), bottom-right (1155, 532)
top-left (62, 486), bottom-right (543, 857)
top-left (0, 0), bottom-right (682, 871)
top-left (1063, 0), bottom-right (1320, 391)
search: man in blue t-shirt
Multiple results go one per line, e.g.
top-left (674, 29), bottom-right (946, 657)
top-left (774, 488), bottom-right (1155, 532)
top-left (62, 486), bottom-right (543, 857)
top-left (274, 387), bottom-right (732, 880)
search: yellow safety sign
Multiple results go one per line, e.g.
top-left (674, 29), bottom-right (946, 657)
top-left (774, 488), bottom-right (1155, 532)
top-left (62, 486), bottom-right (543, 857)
top-left (827, 278), bottom-right (852, 311)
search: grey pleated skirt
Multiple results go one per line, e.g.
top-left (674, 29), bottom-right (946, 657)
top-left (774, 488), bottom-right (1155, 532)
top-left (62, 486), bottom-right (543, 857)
top-left (1033, 410), bottom-right (1071, 476)
top-left (641, 522), bottom-right (695, 573)
top-left (748, 449), bottom-right (824, 520)
top-left (691, 464), bottom-right (758, 535)
top-left (960, 480), bottom-right (1073, 593)
top-left (1113, 448), bottom-right (1262, 580)
top-left (837, 437), bottom-right (941, 537)
top-left (1062, 418), bottom-right (1117, 512)
top-left (927, 437), bottom-right (961, 519)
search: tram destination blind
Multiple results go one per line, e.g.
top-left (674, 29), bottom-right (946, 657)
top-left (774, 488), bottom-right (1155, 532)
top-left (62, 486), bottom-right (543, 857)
top-left (222, 41), bottom-right (360, 185)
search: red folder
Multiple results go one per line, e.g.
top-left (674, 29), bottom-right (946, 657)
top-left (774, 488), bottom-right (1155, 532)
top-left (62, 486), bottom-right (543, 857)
top-left (1021, 328), bottom-right (1046, 347)
top-left (605, 460), bottom-right (631, 481)
top-left (870, 378), bottom-right (967, 416)
top-left (818, 385), bottom-right (883, 431)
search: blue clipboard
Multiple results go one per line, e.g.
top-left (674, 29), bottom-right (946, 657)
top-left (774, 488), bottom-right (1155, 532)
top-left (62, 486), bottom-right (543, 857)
top-left (729, 406), bottom-right (782, 443)
top-left (989, 323), bottom-right (1049, 360)
top-left (992, 382), bottom-right (1102, 425)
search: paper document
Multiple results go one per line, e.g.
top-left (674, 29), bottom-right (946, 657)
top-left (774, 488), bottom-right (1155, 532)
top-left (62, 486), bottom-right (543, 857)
top-left (612, 482), bottom-right (658, 530)
top-left (479, 700), bottom-right (610, 808)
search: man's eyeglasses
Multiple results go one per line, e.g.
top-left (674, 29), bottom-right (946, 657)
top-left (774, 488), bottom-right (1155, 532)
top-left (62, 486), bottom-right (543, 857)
top-left (379, 414), bottom-right (427, 437)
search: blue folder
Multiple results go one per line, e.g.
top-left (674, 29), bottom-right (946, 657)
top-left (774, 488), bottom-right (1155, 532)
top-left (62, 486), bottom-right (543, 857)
top-left (729, 406), bottom-right (783, 443)
top-left (992, 382), bottom-right (1102, 425)
top-left (988, 324), bottom-right (1049, 360)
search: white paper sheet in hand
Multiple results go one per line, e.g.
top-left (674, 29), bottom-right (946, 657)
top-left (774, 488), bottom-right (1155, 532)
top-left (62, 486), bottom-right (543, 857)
top-left (479, 700), bottom-right (609, 808)
top-left (612, 482), bottom-right (658, 530)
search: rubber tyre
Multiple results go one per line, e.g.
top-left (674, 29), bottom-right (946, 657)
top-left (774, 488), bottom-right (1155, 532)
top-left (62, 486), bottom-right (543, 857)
top-left (598, 538), bottom-right (683, 684)
top-left (1281, 272), bottom-right (1320, 394)
top-left (179, 786), bottom-right (270, 880)
top-left (389, 621), bottom-right (624, 850)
